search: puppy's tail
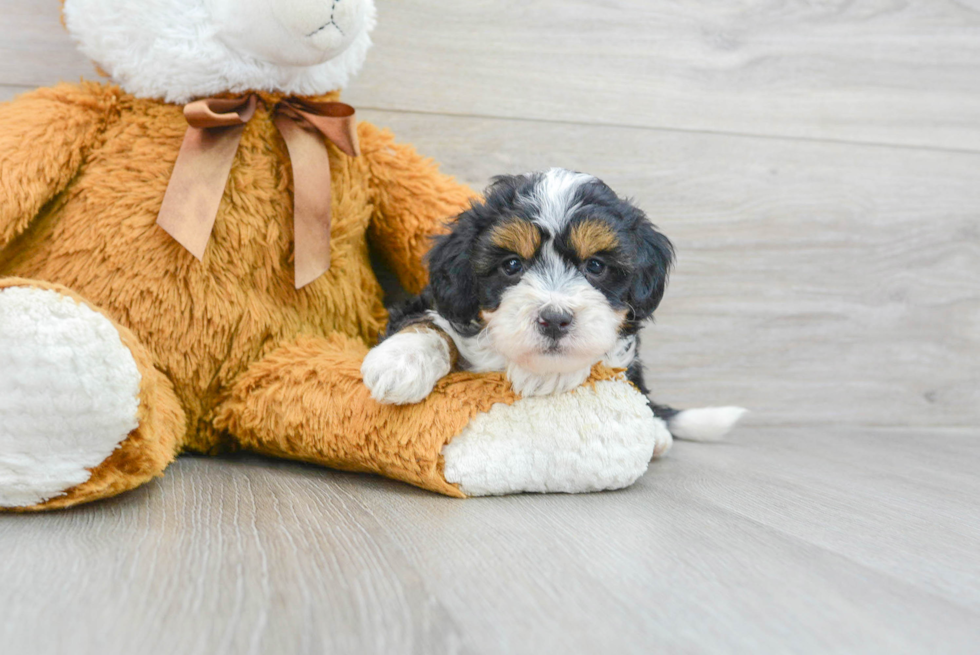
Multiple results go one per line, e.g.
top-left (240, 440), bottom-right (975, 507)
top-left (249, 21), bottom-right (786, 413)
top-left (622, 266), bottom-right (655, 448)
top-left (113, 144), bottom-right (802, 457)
top-left (650, 403), bottom-right (747, 442)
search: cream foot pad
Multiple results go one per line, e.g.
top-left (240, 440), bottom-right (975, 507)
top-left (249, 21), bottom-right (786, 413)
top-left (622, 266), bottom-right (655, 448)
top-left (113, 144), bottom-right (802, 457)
top-left (0, 287), bottom-right (141, 507)
top-left (443, 378), bottom-right (670, 496)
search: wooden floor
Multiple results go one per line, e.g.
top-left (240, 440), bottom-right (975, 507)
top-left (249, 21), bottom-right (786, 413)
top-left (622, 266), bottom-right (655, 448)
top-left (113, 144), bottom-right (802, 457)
top-left (2, 1), bottom-right (979, 653)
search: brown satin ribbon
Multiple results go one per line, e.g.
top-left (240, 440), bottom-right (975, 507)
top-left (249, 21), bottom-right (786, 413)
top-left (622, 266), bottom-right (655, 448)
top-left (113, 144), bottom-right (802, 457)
top-left (156, 94), bottom-right (359, 289)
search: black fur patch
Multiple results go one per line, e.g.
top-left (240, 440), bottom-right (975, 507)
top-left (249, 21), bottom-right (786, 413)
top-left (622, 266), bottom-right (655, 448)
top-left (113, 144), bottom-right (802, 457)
top-left (422, 175), bottom-right (556, 336)
top-left (549, 177), bottom-right (675, 335)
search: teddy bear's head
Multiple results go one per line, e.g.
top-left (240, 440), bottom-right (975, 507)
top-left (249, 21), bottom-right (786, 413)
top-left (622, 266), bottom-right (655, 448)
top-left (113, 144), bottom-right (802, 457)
top-left (62, 0), bottom-right (377, 103)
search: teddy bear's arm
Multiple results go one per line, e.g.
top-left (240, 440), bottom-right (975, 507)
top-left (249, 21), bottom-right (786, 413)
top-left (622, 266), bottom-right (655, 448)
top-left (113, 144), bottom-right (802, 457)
top-left (212, 332), bottom-right (477, 497)
top-left (359, 122), bottom-right (479, 295)
top-left (0, 83), bottom-right (119, 251)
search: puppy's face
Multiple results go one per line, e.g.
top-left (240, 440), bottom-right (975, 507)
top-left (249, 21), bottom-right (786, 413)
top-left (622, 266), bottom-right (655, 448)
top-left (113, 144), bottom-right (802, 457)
top-left (427, 169), bottom-right (674, 375)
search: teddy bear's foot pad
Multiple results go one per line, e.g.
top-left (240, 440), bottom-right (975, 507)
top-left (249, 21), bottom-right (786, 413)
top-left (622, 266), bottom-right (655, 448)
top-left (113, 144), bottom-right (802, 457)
top-left (0, 286), bottom-right (141, 508)
top-left (442, 378), bottom-right (671, 496)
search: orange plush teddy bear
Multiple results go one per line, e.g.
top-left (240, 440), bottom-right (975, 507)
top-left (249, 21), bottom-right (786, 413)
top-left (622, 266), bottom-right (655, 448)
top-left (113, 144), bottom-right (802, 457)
top-left (0, 0), bottom-right (670, 511)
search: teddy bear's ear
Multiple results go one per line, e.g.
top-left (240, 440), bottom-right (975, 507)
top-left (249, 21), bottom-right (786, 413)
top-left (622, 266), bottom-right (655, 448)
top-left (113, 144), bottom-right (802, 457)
top-left (425, 211), bottom-right (482, 331)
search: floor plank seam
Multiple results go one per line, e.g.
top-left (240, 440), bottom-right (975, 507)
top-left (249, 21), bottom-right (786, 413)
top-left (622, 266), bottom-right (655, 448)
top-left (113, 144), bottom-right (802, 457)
top-left (686, 488), bottom-right (980, 617)
top-left (352, 104), bottom-right (980, 157)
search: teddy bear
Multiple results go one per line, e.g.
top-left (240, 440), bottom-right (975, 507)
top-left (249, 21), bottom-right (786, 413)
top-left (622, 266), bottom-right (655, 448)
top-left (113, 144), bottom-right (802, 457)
top-left (0, 0), bottom-right (671, 511)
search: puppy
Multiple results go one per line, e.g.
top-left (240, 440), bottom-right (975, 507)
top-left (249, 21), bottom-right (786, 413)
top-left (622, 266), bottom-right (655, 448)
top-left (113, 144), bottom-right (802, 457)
top-left (362, 168), bottom-right (745, 441)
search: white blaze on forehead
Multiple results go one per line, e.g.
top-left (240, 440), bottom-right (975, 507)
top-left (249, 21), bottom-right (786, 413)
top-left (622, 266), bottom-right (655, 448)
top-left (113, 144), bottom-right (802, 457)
top-left (524, 170), bottom-right (593, 302)
top-left (531, 244), bottom-right (579, 296)
top-left (522, 168), bottom-right (595, 234)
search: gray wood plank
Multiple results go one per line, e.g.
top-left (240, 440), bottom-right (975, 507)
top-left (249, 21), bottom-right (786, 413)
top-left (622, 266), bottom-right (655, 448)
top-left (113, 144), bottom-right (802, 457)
top-left (0, 2), bottom-right (95, 87)
top-left (340, 429), bottom-right (980, 655)
top-left (358, 109), bottom-right (980, 429)
top-left (4, 1), bottom-right (980, 151)
top-left (0, 84), bottom-right (32, 102)
top-left (0, 459), bottom-right (470, 655)
top-left (2, 427), bottom-right (978, 655)
top-left (675, 426), bottom-right (980, 613)
top-left (346, 0), bottom-right (980, 151)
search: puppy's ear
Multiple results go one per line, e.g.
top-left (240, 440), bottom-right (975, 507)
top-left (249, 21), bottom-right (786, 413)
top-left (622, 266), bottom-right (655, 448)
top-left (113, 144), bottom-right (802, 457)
top-left (425, 209), bottom-right (482, 329)
top-left (484, 174), bottom-right (527, 204)
top-left (627, 213), bottom-right (675, 322)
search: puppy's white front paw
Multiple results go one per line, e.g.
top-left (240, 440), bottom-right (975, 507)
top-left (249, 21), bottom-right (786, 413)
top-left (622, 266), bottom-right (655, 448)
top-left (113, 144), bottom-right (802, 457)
top-left (361, 329), bottom-right (452, 405)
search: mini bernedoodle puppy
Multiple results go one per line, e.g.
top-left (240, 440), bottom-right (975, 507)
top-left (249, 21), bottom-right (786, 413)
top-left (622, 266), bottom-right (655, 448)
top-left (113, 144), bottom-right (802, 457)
top-left (362, 168), bottom-right (745, 441)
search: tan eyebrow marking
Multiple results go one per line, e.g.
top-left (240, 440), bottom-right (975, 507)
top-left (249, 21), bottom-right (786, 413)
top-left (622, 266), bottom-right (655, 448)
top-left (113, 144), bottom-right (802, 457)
top-left (569, 219), bottom-right (619, 259)
top-left (489, 219), bottom-right (542, 260)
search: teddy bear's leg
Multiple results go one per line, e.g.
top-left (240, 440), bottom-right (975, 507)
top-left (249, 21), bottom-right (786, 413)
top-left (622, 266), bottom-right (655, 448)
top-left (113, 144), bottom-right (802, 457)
top-left (0, 278), bottom-right (186, 511)
top-left (214, 333), bottom-right (670, 497)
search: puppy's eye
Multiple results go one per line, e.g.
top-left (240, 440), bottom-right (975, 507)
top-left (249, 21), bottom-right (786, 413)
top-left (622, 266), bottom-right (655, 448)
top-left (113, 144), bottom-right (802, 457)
top-left (584, 258), bottom-right (606, 276)
top-left (500, 257), bottom-right (524, 276)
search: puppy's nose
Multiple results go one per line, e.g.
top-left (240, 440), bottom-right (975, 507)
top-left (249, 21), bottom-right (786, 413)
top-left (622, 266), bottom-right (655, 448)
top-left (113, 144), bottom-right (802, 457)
top-left (537, 308), bottom-right (574, 340)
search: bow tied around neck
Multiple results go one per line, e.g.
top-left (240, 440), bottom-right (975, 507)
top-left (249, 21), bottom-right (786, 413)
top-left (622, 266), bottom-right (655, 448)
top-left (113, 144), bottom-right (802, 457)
top-left (156, 94), bottom-right (360, 289)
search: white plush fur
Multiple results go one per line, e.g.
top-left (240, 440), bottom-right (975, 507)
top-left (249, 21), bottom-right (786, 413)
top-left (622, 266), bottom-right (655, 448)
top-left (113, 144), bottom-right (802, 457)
top-left (0, 287), bottom-right (141, 508)
top-left (667, 406), bottom-right (748, 442)
top-left (442, 377), bottom-right (672, 496)
top-left (361, 329), bottom-right (453, 405)
top-left (63, 0), bottom-right (377, 103)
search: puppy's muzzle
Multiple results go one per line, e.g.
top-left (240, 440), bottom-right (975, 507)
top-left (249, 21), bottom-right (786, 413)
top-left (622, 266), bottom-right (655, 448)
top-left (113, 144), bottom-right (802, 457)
top-left (536, 307), bottom-right (573, 341)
